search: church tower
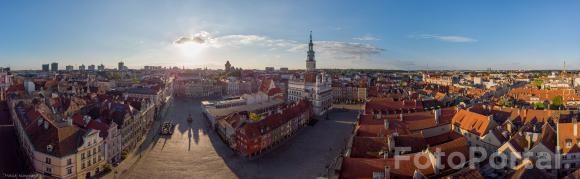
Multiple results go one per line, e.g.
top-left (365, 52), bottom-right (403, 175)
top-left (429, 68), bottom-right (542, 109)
top-left (306, 31), bottom-right (316, 71)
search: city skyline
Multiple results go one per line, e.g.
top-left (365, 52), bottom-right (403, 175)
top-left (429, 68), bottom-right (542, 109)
top-left (1, 0), bottom-right (580, 70)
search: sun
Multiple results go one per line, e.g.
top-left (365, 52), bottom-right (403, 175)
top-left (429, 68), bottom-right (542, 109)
top-left (176, 43), bottom-right (205, 58)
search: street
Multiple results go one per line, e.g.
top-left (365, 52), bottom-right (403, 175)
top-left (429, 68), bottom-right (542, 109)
top-left (108, 99), bottom-right (358, 179)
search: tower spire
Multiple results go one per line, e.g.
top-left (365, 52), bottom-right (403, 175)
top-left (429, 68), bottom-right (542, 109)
top-left (306, 31), bottom-right (316, 71)
top-left (308, 31), bottom-right (313, 51)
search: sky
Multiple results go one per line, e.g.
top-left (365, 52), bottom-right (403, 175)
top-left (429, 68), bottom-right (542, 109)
top-left (1, 0), bottom-right (579, 70)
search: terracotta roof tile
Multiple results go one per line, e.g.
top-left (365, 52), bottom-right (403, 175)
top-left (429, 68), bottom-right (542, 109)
top-left (451, 110), bottom-right (493, 137)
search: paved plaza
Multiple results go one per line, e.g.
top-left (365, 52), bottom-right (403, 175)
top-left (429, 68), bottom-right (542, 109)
top-left (105, 99), bottom-right (359, 179)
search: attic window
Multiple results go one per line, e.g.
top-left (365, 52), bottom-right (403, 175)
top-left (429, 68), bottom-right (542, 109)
top-left (566, 139), bottom-right (573, 148)
top-left (577, 138), bottom-right (580, 147)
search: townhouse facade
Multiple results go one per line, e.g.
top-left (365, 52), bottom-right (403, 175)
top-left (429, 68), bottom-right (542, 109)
top-left (235, 100), bottom-right (312, 157)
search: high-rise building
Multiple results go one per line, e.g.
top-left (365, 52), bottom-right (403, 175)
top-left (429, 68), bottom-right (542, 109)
top-left (88, 64), bottom-right (96, 71)
top-left (42, 64), bottom-right (49, 72)
top-left (265, 67), bottom-right (275, 72)
top-left (51, 62), bottom-right (58, 72)
top-left (118, 61), bottom-right (124, 71)
top-left (98, 64), bottom-right (105, 71)
top-left (66, 65), bottom-right (73, 71)
top-left (280, 67), bottom-right (289, 72)
top-left (79, 64), bottom-right (86, 71)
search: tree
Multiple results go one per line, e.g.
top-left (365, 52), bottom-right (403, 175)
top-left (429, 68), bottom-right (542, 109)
top-left (552, 95), bottom-right (564, 109)
top-left (531, 79), bottom-right (544, 89)
top-left (249, 112), bottom-right (261, 122)
top-left (498, 99), bottom-right (512, 107)
top-left (102, 164), bottom-right (112, 172)
top-left (533, 102), bottom-right (545, 110)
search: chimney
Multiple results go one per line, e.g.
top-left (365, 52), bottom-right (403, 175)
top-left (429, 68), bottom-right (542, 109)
top-left (384, 166), bottom-right (391, 179)
top-left (434, 108), bottom-right (441, 124)
top-left (83, 115), bottom-right (91, 126)
top-left (526, 133), bottom-right (533, 149)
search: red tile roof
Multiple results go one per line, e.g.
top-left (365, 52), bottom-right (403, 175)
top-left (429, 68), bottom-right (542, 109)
top-left (350, 137), bottom-right (386, 158)
top-left (339, 154), bottom-right (434, 179)
top-left (365, 98), bottom-right (423, 113)
top-left (238, 100), bottom-right (311, 139)
top-left (451, 110), bottom-right (493, 137)
top-left (557, 120), bottom-right (580, 154)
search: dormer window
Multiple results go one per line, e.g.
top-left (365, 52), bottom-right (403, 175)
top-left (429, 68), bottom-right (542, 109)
top-left (566, 139), bottom-right (573, 148)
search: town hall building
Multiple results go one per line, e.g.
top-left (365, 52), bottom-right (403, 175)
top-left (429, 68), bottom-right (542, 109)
top-left (288, 32), bottom-right (333, 117)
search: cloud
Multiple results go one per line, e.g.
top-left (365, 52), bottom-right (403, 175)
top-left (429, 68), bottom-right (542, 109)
top-left (353, 35), bottom-right (380, 41)
top-left (173, 31), bottom-right (213, 44)
top-left (412, 34), bottom-right (477, 43)
top-left (174, 31), bottom-right (385, 58)
top-left (289, 41), bottom-right (384, 57)
top-left (172, 31), bottom-right (386, 68)
top-left (173, 31), bottom-right (299, 49)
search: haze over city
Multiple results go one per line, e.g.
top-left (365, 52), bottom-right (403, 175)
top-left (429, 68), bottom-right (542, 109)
top-left (1, 0), bottom-right (580, 70)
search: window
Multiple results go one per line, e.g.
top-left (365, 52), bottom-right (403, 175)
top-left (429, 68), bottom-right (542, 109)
top-left (46, 167), bottom-right (52, 173)
top-left (82, 162), bottom-right (85, 169)
top-left (93, 148), bottom-right (96, 155)
top-left (81, 153), bottom-right (85, 159)
top-left (567, 139), bottom-right (573, 148)
top-left (45, 157), bottom-right (51, 164)
top-left (67, 167), bottom-right (72, 174)
top-left (67, 158), bottom-right (72, 165)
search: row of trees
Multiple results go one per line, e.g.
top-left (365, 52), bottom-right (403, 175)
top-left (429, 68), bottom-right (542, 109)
top-left (532, 95), bottom-right (564, 110)
top-left (498, 95), bottom-right (564, 110)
